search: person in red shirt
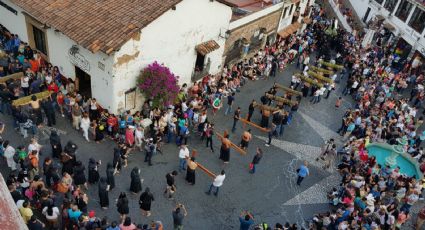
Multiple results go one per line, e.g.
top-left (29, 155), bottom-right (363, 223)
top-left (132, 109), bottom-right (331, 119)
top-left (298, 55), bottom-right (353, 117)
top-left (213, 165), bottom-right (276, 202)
top-left (47, 82), bottom-right (59, 93)
top-left (107, 114), bottom-right (118, 138)
top-left (56, 92), bottom-right (65, 117)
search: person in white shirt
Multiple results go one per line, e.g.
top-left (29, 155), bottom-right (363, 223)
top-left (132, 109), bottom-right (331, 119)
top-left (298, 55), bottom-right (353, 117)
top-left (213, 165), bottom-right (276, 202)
top-left (28, 138), bottom-right (42, 156)
top-left (42, 204), bottom-right (60, 226)
top-left (21, 75), bottom-right (30, 96)
top-left (3, 141), bottom-right (17, 170)
top-left (178, 145), bottom-right (190, 172)
top-left (80, 113), bottom-right (91, 142)
top-left (135, 126), bottom-right (144, 151)
top-left (205, 170), bottom-right (226, 196)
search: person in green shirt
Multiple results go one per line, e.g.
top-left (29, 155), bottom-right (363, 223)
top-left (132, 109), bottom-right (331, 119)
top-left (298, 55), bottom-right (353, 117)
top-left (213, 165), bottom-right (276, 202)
top-left (16, 145), bottom-right (27, 162)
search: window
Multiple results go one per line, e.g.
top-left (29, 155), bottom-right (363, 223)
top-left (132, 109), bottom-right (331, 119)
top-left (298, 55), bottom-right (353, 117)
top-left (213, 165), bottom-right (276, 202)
top-left (395, 0), bottom-right (413, 22)
top-left (32, 26), bottom-right (47, 55)
top-left (408, 7), bottom-right (425, 33)
top-left (384, 0), bottom-right (398, 13)
top-left (283, 7), bottom-right (289, 18)
top-left (289, 4), bottom-right (294, 15)
top-left (375, 0), bottom-right (384, 5)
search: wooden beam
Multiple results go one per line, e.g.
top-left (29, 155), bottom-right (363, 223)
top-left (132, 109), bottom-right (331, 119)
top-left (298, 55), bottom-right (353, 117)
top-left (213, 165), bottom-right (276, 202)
top-left (239, 118), bottom-right (269, 133)
top-left (273, 83), bottom-right (302, 96)
top-left (0, 72), bottom-right (23, 84)
top-left (266, 93), bottom-right (296, 106)
top-left (318, 60), bottom-right (344, 70)
top-left (252, 101), bottom-right (280, 112)
top-left (308, 65), bottom-right (334, 75)
top-left (215, 132), bottom-right (247, 155)
top-left (296, 73), bottom-right (323, 88)
top-left (307, 71), bottom-right (333, 83)
top-left (12, 91), bottom-right (52, 106)
top-left (196, 163), bottom-right (217, 178)
top-left (185, 156), bottom-right (216, 178)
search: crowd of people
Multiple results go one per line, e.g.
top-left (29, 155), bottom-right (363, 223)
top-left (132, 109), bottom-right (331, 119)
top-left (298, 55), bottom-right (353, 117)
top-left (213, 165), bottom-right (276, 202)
top-left (305, 6), bottom-right (425, 230)
top-left (1, 1), bottom-right (425, 230)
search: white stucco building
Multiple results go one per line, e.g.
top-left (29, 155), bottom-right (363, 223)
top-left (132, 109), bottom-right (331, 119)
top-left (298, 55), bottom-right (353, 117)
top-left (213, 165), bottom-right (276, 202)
top-left (0, 0), bottom-right (232, 113)
top-left (349, 0), bottom-right (425, 61)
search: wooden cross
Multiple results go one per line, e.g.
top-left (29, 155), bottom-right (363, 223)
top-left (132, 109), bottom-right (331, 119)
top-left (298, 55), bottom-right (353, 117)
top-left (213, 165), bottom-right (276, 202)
top-left (186, 151), bottom-right (216, 178)
top-left (215, 131), bottom-right (247, 155)
top-left (273, 83), bottom-right (302, 96)
top-left (265, 93), bottom-right (297, 106)
top-left (239, 118), bottom-right (269, 133)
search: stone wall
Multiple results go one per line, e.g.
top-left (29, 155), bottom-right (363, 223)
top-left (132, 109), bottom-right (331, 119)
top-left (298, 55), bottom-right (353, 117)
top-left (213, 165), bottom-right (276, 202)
top-left (224, 9), bottom-right (282, 63)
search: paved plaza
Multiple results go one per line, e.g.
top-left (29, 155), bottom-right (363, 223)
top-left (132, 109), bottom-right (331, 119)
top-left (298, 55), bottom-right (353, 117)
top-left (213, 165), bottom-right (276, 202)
top-left (1, 59), bottom-right (413, 229)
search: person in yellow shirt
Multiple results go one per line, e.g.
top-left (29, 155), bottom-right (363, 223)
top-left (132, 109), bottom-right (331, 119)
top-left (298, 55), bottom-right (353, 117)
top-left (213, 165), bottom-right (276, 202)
top-left (19, 200), bottom-right (33, 224)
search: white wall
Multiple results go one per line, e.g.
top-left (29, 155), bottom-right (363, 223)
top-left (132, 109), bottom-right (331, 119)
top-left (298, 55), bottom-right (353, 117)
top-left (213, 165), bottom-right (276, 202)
top-left (0, 0), bottom-right (115, 111)
top-left (349, 0), bottom-right (425, 56)
top-left (45, 29), bottom-right (115, 111)
top-left (230, 2), bottom-right (284, 30)
top-left (0, 0), bottom-right (29, 42)
top-left (111, 0), bottom-right (232, 113)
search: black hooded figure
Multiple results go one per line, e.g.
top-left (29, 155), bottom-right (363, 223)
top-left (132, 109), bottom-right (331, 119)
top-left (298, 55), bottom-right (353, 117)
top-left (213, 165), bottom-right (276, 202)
top-left (98, 177), bottom-right (109, 209)
top-left (88, 158), bottom-right (100, 184)
top-left (72, 160), bottom-right (86, 187)
top-left (49, 130), bottom-right (62, 159)
top-left (64, 141), bottom-right (78, 164)
top-left (130, 167), bottom-right (142, 194)
top-left (112, 148), bottom-right (122, 174)
top-left (106, 163), bottom-right (115, 190)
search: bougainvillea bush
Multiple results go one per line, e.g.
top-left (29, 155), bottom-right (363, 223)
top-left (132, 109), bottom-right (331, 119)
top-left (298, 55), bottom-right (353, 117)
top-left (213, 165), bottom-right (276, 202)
top-left (137, 61), bottom-right (180, 108)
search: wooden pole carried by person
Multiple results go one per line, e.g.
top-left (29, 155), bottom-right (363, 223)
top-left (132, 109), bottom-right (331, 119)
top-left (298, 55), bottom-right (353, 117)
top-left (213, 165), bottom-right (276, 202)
top-left (0, 72), bottom-right (23, 84)
top-left (265, 93), bottom-right (297, 106)
top-left (196, 163), bottom-right (216, 178)
top-left (296, 73), bottom-right (324, 88)
top-left (215, 131), bottom-right (247, 155)
top-left (318, 60), bottom-right (344, 70)
top-left (185, 155), bottom-right (216, 178)
top-left (252, 101), bottom-right (280, 112)
top-left (273, 83), bottom-right (302, 96)
top-left (239, 118), bottom-right (269, 133)
top-left (308, 65), bottom-right (334, 75)
top-left (12, 91), bottom-right (53, 106)
top-left (307, 71), bottom-right (333, 83)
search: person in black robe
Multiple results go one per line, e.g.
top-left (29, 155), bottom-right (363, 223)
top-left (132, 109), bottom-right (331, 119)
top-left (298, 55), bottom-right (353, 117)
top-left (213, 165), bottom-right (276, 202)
top-left (116, 192), bottom-right (129, 222)
top-left (185, 157), bottom-right (196, 185)
top-left (130, 167), bottom-right (142, 194)
top-left (49, 130), bottom-right (62, 159)
top-left (301, 84), bottom-right (310, 97)
top-left (98, 177), bottom-right (109, 209)
top-left (88, 158), bottom-right (100, 184)
top-left (112, 148), bottom-right (122, 174)
top-left (42, 98), bottom-right (56, 126)
top-left (106, 163), bottom-right (115, 190)
top-left (72, 161), bottom-right (87, 189)
top-left (139, 187), bottom-right (154, 216)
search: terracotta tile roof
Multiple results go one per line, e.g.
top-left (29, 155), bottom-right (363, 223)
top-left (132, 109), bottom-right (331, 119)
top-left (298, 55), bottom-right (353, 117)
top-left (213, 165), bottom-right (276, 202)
top-left (195, 40), bottom-right (220, 56)
top-left (277, 22), bottom-right (301, 38)
top-left (11, 0), bottom-right (182, 54)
